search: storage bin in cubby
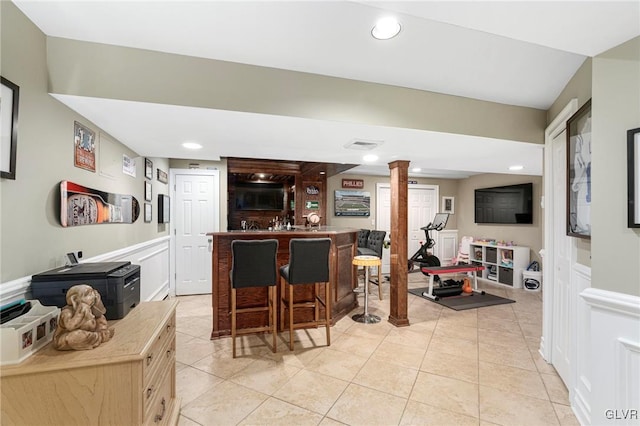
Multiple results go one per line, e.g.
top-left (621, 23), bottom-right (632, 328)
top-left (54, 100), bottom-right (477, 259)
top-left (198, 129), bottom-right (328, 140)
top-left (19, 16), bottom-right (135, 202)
top-left (1, 300), bottom-right (60, 365)
top-left (499, 267), bottom-right (514, 286)
top-left (485, 247), bottom-right (497, 264)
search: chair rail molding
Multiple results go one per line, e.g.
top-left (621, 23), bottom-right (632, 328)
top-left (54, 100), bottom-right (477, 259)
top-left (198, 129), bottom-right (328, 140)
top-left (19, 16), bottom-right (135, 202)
top-left (0, 236), bottom-right (171, 306)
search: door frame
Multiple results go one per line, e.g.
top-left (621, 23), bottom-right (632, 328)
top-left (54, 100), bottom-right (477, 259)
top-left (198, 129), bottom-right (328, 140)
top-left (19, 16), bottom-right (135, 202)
top-left (376, 183), bottom-right (439, 273)
top-left (542, 99), bottom-right (578, 360)
top-left (169, 168), bottom-right (220, 296)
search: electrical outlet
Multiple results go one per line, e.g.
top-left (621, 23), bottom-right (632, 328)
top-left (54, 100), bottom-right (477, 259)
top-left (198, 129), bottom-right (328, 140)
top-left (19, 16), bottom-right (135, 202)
top-left (65, 251), bottom-right (83, 265)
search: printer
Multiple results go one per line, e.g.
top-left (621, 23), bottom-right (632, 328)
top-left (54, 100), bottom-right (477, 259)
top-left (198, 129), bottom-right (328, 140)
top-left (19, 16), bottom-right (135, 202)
top-left (31, 261), bottom-right (140, 320)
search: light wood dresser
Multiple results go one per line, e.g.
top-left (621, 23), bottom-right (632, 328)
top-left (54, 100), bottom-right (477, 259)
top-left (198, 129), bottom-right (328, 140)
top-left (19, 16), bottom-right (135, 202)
top-left (1, 300), bottom-right (180, 425)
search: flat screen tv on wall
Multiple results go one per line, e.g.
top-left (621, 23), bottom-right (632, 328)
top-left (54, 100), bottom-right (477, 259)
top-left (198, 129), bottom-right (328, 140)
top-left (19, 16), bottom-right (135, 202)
top-left (235, 182), bottom-right (284, 211)
top-left (474, 183), bottom-right (533, 224)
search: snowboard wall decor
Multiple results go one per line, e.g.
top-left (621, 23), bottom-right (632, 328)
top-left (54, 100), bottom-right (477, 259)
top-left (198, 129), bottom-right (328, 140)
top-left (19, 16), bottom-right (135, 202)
top-left (60, 181), bottom-right (140, 227)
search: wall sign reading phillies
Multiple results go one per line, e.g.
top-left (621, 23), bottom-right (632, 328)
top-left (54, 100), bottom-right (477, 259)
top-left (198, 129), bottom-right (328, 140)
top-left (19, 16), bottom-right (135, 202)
top-left (60, 180), bottom-right (140, 227)
top-left (342, 179), bottom-right (364, 189)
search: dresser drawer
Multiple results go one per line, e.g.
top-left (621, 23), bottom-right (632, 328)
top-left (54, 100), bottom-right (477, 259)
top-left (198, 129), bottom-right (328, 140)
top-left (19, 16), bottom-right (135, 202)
top-left (143, 312), bottom-right (176, 385)
top-left (144, 358), bottom-right (176, 426)
top-left (143, 337), bottom-right (175, 420)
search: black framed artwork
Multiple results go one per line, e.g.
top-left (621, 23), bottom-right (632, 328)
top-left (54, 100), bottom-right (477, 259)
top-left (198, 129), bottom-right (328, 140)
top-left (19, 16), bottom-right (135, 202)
top-left (145, 158), bottom-right (153, 180)
top-left (1, 76), bottom-right (19, 180)
top-left (144, 180), bottom-right (152, 201)
top-left (628, 127), bottom-right (640, 228)
top-left (144, 203), bottom-right (152, 223)
top-left (566, 99), bottom-right (592, 239)
top-left (158, 194), bottom-right (170, 223)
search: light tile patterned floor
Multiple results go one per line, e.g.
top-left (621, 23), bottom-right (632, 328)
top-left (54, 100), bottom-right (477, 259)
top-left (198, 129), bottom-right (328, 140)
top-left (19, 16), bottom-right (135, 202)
top-left (175, 274), bottom-right (579, 426)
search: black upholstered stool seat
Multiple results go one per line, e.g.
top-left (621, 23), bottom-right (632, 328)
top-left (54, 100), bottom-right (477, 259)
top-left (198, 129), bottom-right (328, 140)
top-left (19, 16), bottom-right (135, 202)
top-left (354, 230), bottom-right (386, 299)
top-left (230, 239), bottom-right (279, 358)
top-left (279, 238), bottom-right (332, 351)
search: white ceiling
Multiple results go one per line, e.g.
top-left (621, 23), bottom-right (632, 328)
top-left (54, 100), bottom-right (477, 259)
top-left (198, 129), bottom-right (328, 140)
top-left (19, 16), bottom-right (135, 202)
top-left (13, 1), bottom-right (640, 178)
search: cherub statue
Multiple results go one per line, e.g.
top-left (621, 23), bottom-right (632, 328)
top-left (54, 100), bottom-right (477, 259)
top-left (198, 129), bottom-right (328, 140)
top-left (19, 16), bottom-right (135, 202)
top-left (53, 284), bottom-right (114, 350)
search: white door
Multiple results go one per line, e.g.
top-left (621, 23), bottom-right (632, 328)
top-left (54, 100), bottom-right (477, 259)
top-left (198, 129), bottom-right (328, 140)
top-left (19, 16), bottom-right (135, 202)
top-left (551, 129), bottom-right (572, 385)
top-left (376, 184), bottom-right (438, 273)
top-left (172, 170), bottom-right (219, 295)
top-left (408, 186), bottom-right (438, 266)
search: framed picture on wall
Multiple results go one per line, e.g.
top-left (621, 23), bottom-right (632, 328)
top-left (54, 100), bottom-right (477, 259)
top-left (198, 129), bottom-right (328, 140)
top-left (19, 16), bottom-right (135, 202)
top-left (144, 181), bottom-right (152, 201)
top-left (334, 190), bottom-right (370, 216)
top-left (158, 194), bottom-right (170, 223)
top-left (566, 99), bottom-right (592, 239)
top-left (442, 196), bottom-right (455, 214)
top-left (1, 76), bottom-right (19, 180)
top-left (73, 121), bottom-right (96, 172)
top-left (144, 203), bottom-right (152, 223)
top-left (628, 127), bottom-right (640, 228)
top-left (145, 158), bottom-right (153, 180)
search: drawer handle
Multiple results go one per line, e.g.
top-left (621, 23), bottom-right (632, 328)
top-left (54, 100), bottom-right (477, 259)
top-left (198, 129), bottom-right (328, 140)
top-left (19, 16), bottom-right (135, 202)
top-left (155, 397), bottom-right (166, 423)
top-left (147, 354), bottom-right (153, 366)
top-left (166, 348), bottom-right (172, 358)
top-left (146, 386), bottom-right (153, 399)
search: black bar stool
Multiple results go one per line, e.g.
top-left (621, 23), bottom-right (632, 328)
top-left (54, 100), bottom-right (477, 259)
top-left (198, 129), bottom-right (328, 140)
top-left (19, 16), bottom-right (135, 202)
top-left (279, 238), bottom-right (332, 351)
top-left (357, 230), bottom-right (386, 299)
top-left (230, 239), bottom-right (279, 358)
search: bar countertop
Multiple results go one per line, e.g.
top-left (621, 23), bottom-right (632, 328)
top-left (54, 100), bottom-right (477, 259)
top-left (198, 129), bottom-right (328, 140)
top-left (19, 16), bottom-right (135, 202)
top-left (207, 226), bottom-right (359, 236)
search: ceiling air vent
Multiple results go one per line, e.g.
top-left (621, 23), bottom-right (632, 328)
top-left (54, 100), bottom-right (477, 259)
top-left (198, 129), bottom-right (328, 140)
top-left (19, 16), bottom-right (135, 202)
top-left (344, 139), bottom-right (384, 150)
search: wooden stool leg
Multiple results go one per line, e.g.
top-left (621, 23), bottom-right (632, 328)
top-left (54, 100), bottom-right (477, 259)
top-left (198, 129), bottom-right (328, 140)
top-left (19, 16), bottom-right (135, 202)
top-left (271, 286), bottom-right (277, 353)
top-left (289, 284), bottom-right (294, 351)
top-left (325, 281), bottom-right (331, 346)
top-left (378, 265), bottom-right (383, 300)
top-left (314, 282), bottom-right (320, 323)
top-left (280, 277), bottom-right (285, 331)
top-left (231, 288), bottom-right (237, 358)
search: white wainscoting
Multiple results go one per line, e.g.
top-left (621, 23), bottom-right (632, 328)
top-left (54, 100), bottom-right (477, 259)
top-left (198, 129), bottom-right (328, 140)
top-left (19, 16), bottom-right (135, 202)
top-left (581, 287), bottom-right (640, 425)
top-left (0, 236), bottom-right (171, 306)
top-left (437, 230), bottom-right (458, 266)
top-left (573, 264), bottom-right (593, 425)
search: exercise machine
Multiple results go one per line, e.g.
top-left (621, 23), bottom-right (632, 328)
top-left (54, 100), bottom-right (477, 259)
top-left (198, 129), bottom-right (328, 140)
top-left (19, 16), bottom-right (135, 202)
top-left (407, 213), bottom-right (450, 276)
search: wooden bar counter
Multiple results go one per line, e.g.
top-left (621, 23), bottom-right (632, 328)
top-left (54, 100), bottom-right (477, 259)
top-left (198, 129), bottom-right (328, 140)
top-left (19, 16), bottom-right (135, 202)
top-left (208, 227), bottom-right (358, 338)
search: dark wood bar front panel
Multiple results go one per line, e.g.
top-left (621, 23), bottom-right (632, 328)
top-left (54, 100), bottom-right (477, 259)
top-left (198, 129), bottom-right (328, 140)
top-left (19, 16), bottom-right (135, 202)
top-left (208, 228), bottom-right (358, 338)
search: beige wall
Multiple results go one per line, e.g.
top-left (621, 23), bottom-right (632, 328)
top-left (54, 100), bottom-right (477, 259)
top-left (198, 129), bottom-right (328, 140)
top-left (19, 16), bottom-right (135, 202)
top-left (0, 2), bottom-right (169, 282)
top-left (457, 174), bottom-right (543, 264)
top-left (547, 58), bottom-right (592, 124)
top-left (591, 37), bottom-right (640, 296)
top-left (326, 173), bottom-right (459, 230)
top-left (46, 38), bottom-right (547, 146)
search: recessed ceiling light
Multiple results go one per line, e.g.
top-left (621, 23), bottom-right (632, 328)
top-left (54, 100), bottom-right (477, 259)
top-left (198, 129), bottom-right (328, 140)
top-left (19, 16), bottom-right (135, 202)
top-left (509, 165), bottom-right (524, 171)
top-left (319, 171), bottom-right (326, 175)
top-left (412, 167), bottom-right (422, 172)
top-left (372, 17), bottom-right (401, 40)
top-left (363, 154), bottom-right (378, 162)
top-left (182, 142), bottom-right (202, 150)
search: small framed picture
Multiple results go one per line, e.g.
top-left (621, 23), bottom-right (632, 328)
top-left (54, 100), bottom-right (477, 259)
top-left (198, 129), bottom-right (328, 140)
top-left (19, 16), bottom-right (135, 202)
top-left (144, 181), bottom-right (152, 201)
top-left (442, 196), bottom-right (455, 214)
top-left (145, 158), bottom-right (153, 180)
top-left (157, 168), bottom-right (168, 184)
top-left (628, 127), bottom-right (640, 228)
top-left (144, 203), bottom-right (152, 223)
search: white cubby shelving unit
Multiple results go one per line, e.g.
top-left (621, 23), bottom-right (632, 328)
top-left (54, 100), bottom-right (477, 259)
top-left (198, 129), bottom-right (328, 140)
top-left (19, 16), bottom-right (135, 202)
top-left (469, 242), bottom-right (530, 288)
